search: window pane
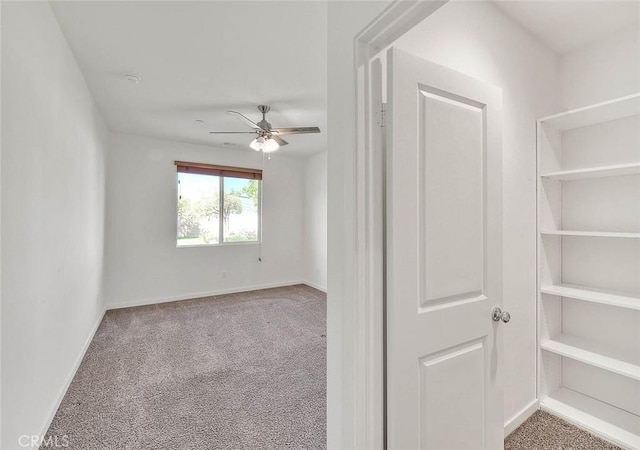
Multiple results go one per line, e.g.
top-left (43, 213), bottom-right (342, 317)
top-left (223, 178), bottom-right (259, 242)
top-left (177, 172), bottom-right (220, 246)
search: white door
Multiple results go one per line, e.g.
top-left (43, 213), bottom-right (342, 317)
top-left (386, 48), bottom-right (504, 449)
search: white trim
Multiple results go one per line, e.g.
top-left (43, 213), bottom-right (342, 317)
top-left (176, 241), bottom-right (260, 249)
top-left (37, 308), bottom-right (106, 445)
top-left (504, 399), bottom-right (539, 437)
top-left (303, 281), bottom-right (327, 293)
top-left (106, 280), bottom-right (305, 310)
top-left (355, 1), bottom-right (448, 65)
top-left (541, 388), bottom-right (640, 449)
top-left (353, 2), bottom-right (449, 448)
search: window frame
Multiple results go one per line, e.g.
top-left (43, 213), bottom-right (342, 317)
top-left (175, 161), bottom-right (262, 247)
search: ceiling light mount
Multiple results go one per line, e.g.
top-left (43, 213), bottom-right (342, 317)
top-left (122, 73), bottom-right (141, 84)
top-left (257, 104), bottom-right (271, 116)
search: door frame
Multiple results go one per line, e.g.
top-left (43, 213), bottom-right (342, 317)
top-left (352, 2), bottom-right (449, 448)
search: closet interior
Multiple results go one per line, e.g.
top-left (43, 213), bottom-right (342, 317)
top-left (537, 93), bottom-right (640, 449)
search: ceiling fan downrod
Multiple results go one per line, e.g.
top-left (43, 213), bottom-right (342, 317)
top-left (257, 105), bottom-right (271, 131)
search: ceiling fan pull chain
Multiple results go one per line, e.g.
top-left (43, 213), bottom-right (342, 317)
top-left (258, 151), bottom-right (265, 262)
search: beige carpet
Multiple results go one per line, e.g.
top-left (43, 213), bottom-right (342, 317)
top-left (505, 410), bottom-right (621, 450)
top-left (43, 285), bottom-right (326, 449)
top-left (45, 285), bottom-right (619, 450)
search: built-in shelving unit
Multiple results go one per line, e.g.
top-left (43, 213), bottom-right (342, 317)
top-left (537, 93), bottom-right (640, 449)
top-left (540, 230), bottom-right (640, 238)
top-left (541, 389), bottom-right (640, 450)
top-left (541, 334), bottom-right (640, 381)
top-left (540, 93), bottom-right (640, 131)
top-left (540, 284), bottom-right (640, 310)
top-left (541, 162), bottom-right (640, 181)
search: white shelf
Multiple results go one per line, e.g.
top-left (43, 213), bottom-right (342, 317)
top-left (541, 230), bottom-right (640, 238)
top-left (541, 334), bottom-right (640, 381)
top-left (541, 284), bottom-right (640, 310)
top-left (539, 93), bottom-right (640, 131)
top-left (541, 388), bottom-right (640, 450)
top-left (541, 162), bottom-right (640, 181)
top-left (538, 94), bottom-right (640, 447)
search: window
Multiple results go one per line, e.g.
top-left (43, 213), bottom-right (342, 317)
top-left (175, 161), bottom-right (261, 246)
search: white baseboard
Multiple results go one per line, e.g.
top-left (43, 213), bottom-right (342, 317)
top-left (304, 281), bottom-right (327, 293)
top-left (106, 280), bottom-right (306, 310)
top-left (504, 399), bottom-right (539, 437)
top-left (37, 308), bottom-right (106, 446)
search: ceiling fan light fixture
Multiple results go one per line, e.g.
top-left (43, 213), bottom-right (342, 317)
top-left (262, 138), bottom-right (280, 153)
top-left (250, 136), bottom-right (266, 151)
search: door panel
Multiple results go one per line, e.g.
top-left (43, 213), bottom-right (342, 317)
top-left (420, 339), bottom-right (486, 450)
top-left (386, 48), bottom-right (503, 449)
top-left (419, 90), bottom-right (485, 307)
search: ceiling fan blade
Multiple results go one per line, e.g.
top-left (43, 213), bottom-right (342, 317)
top-left (208, 131), bottom-right (257, 134)
top-left (271, 126), bottom-right (321, 135)
top-left (228, 110), bottom-right (266, 131)
top-left (271, 135), bottom-right (289, 146)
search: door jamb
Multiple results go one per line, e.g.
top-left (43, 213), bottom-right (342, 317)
top-left (352, 2), bottom-right (449, 448)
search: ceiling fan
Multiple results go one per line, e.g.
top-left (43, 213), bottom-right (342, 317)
top-left (209, 105), bottom-right (320, 153)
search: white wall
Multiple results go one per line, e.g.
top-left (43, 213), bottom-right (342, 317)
top-left (560, 25), bottom-right (640, 110)
top-left (303, 152), bottom-right (327, 291)
top-left (1, 2), bottom-right (108, 448)
top-left (104, 133), bottom-right (305, 308)
top-left (394, 1), bottom-right (560, 432)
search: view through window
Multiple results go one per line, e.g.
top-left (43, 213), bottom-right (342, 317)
top-left (177, 170), bottom-right (260, 246)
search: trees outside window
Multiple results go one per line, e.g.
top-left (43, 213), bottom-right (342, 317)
top-left (177, 172), bottom-right (259, 246)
